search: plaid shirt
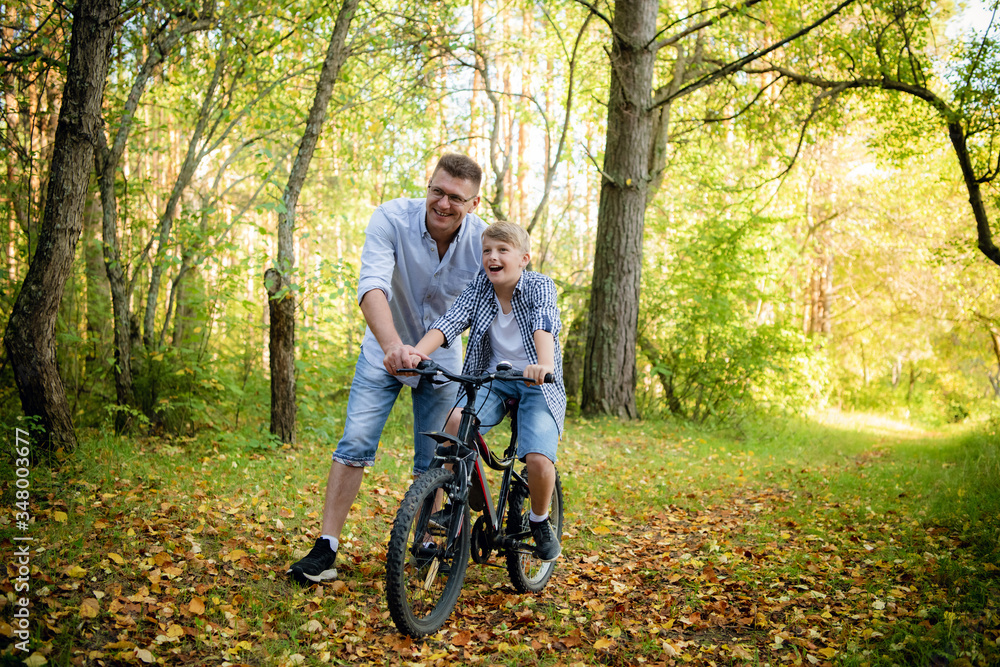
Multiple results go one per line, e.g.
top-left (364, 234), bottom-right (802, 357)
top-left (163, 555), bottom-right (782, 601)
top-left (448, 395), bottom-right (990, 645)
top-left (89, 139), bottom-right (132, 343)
top-left (430, 271), bottom-right (566, 434)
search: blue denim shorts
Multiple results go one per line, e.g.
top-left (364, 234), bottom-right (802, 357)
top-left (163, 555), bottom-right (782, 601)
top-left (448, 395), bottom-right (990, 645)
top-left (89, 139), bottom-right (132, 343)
top-left (472, 380), bottom-right (558, 464)
top-left (332, 354), bottom-right (459, 474)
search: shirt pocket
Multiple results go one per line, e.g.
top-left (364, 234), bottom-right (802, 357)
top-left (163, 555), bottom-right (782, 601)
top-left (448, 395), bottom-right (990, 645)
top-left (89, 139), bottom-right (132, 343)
top-left (439, 268), bottom-right (477, 303)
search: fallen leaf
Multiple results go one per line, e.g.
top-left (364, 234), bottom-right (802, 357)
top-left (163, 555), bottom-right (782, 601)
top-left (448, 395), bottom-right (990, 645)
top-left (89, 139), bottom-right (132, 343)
top-left (594, 638), bottom-right (613, 650)
top-left (66, 565), bottom-right (87, 578)
top-left (224, 549), bottom-right (247, 562)
top-left (134, 648), bottom-right (154, 663)
top-left (80, 598), bottom-right (100, 618)
top-left (53, 511), bottom-right (68, 523)
top-left (108, 553), bottom-right (124, 565)
top-left (189, 597), bottom-right (205, 615)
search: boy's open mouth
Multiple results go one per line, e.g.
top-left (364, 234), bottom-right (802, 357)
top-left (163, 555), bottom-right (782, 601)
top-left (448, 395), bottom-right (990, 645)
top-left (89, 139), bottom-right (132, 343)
top-left (488, 264), bottom-right (503, 273)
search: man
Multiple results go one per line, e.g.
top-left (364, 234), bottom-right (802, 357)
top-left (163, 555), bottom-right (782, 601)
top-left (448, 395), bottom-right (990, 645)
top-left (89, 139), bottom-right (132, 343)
top-left (288, 153), bottom-right (486, 585)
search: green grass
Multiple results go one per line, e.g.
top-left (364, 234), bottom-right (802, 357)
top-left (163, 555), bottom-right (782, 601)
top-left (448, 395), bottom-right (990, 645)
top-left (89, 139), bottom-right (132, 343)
top-left (1, 408), bottom-right (998, 666)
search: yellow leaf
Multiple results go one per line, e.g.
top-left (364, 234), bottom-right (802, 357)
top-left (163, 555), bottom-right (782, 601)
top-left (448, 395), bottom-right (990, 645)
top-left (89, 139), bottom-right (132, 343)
top-left (819, 647), bottom-right (837, 659)
top-left (23, 654), bottom-right (47, 667)
top-left (594, 638), bottom-right (613, 650)
top-left (108, 552), bottom-right (124, 565)
top-left (189, 597), bottom-right (206, 615)
top-left (166, 624), bottom-right (184, 638)
top-left (66, 565), bottom-right (87, 578)
top-left (591, 525), bottom-right (611, 535)
top-left (53, 511), bottom-right (68, 523)
top-left (135, 648), bottom-right (155, 663)
top-left (80, 598), bottom-right (100, 618)
top-left (94, 520), bottom-right (108, 530)
top-left (224, 549), bottom-right (247, 563)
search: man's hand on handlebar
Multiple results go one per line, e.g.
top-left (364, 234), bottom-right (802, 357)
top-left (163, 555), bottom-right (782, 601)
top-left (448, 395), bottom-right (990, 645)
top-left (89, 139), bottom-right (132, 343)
top-left (383, 343), bottom-right (428, 376)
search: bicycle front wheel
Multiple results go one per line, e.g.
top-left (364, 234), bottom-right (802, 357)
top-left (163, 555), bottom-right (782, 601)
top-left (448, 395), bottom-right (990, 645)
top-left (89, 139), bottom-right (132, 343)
top-left (385, 467), bottom-right (471, 637)
top-left (506, 467), bottom-right (563, 593)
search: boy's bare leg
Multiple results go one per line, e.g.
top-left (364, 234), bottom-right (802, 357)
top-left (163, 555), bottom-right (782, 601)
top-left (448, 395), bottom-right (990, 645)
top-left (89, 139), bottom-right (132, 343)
top-left (525, 452), bottom-right (555, 516)
top-left (321, 461), bottom-right (365, 539)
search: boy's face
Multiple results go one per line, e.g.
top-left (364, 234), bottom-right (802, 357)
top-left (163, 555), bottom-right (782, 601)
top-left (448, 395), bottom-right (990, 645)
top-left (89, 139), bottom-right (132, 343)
top-left (482, 236), bottom-right (530, 288)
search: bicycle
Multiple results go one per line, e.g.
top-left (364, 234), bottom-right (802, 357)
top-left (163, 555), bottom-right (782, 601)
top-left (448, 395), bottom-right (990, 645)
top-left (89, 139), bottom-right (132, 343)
top-left (384, 360), bottom-right (564, 638)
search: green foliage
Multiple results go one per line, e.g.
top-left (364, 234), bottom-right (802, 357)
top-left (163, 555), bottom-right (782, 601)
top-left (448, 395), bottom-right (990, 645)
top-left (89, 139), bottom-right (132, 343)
top-left (639, 207), bottom-right (824, 423)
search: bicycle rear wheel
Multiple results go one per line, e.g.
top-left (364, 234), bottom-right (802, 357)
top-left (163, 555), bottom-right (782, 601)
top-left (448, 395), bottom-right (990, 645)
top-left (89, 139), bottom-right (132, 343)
top-left (505, 467), bottom-right (563, 593)
top-left (385, 467), bottom-right (471, 637)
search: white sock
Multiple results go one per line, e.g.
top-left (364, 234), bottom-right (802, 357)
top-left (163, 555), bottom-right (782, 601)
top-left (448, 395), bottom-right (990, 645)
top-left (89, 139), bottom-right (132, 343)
top-left (529, 511), bottom-right (549, 523)
top-left (321, 535), bottom-right (339, 552)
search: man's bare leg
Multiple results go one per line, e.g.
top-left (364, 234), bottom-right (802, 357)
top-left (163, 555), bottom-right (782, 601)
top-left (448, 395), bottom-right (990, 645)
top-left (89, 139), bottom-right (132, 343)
top-left (321, 461), bottom-right (366, 539)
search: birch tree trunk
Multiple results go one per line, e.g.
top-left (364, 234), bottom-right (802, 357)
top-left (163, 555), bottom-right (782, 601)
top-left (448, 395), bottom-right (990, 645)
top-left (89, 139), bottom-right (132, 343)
top-left (268, 0), bottom-right (359, 443)
top-left (4, 0), bottom-right (120, 452)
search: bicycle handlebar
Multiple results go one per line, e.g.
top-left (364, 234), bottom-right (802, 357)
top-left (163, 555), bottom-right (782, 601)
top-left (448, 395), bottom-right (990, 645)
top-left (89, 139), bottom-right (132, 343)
top-left (396, 359), bottom-right (554, 385)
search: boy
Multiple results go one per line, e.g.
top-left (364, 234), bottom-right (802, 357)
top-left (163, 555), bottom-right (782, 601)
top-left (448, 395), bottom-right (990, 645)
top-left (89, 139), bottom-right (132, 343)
top-left (401, 221), bottom-right (566, 561)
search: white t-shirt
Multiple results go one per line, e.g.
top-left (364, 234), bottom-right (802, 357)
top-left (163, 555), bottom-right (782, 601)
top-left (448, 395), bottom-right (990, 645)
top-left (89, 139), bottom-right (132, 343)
top-left (487, 297), bottom-right (531, 372)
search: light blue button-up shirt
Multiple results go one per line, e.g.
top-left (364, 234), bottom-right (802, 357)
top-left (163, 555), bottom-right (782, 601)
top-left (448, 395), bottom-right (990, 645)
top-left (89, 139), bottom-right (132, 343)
top-left (357, 197), bottom-right (487, 379)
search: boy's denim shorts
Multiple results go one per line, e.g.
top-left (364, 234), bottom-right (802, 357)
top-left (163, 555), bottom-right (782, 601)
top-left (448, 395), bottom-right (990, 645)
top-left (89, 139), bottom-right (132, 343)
top-left (472, 379), bottom-right (558, 464)
top-left (332, 354), bottom-right (459, 474)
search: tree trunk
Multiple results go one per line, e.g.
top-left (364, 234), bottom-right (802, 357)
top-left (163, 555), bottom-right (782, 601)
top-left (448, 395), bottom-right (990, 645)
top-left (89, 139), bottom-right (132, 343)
top-left (581, 0), bottom-right (658, 419)
top-left (83, 192), bottom-right (111, 382)
top-left (268, 0), bottom-right (359, 443)
top-left (143, 50), bottom-right (225, 350)
top-left (3, 0), bottom-right (120, 452)
top-left (94, 14), bottom-right (213, 421)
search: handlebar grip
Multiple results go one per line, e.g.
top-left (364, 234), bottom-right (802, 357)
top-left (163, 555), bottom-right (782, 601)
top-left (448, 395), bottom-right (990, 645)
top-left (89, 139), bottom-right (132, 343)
top-left (543, 373), bottom-right (554, 384)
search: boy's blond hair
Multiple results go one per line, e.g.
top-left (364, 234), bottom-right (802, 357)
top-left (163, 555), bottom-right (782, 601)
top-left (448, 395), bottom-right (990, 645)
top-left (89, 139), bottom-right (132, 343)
top-left (483, 221), bottom-right (531, 254)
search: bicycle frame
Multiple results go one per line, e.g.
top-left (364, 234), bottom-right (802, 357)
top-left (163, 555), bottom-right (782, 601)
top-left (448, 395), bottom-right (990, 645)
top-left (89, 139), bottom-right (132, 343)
top-left (386, 360), bottom-right (562, 637)
top-left (412, 365), bottom-right (538, 559)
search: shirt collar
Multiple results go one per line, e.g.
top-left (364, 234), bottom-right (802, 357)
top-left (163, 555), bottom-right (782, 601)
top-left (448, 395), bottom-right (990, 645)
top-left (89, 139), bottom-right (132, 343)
top-left (420, 211), bottom-right (469, 244)
top-left (512, 271), bottom-right (526, 295)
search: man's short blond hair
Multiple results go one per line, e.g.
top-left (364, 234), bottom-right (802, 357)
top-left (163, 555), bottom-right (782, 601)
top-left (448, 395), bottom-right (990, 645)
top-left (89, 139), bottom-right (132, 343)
top-left (483, 221), bottom-right (531, 254)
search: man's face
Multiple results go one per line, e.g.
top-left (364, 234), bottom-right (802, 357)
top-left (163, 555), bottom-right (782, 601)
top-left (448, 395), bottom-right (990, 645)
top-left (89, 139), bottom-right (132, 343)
top-left (425, 170), bottom-right (480, 241)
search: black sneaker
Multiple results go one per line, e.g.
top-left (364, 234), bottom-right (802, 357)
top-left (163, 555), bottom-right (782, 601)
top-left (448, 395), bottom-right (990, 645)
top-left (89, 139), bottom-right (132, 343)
top-left (530, 519), bottom-right (561, 562)
top-left (287, 538), bottom-right (338, 585)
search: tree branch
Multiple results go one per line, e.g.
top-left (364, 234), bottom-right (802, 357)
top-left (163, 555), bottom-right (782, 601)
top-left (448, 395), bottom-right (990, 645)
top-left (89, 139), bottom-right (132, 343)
top-left (649, 0), bottom-right (858, 111)
top-left (571, 0), bottom-right (613, 32)
top-left (649, 0), bottom-right (767, 52)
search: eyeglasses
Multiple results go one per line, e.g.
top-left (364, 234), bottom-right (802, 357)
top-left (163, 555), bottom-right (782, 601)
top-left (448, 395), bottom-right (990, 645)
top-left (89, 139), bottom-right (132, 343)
top-left (427, 185), bottom-right (476, 205)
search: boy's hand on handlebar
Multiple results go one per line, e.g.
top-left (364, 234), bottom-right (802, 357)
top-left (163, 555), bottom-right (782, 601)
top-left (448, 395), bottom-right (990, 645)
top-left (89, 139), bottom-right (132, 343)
top-left (523, 363), bottom-right (555, 386)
